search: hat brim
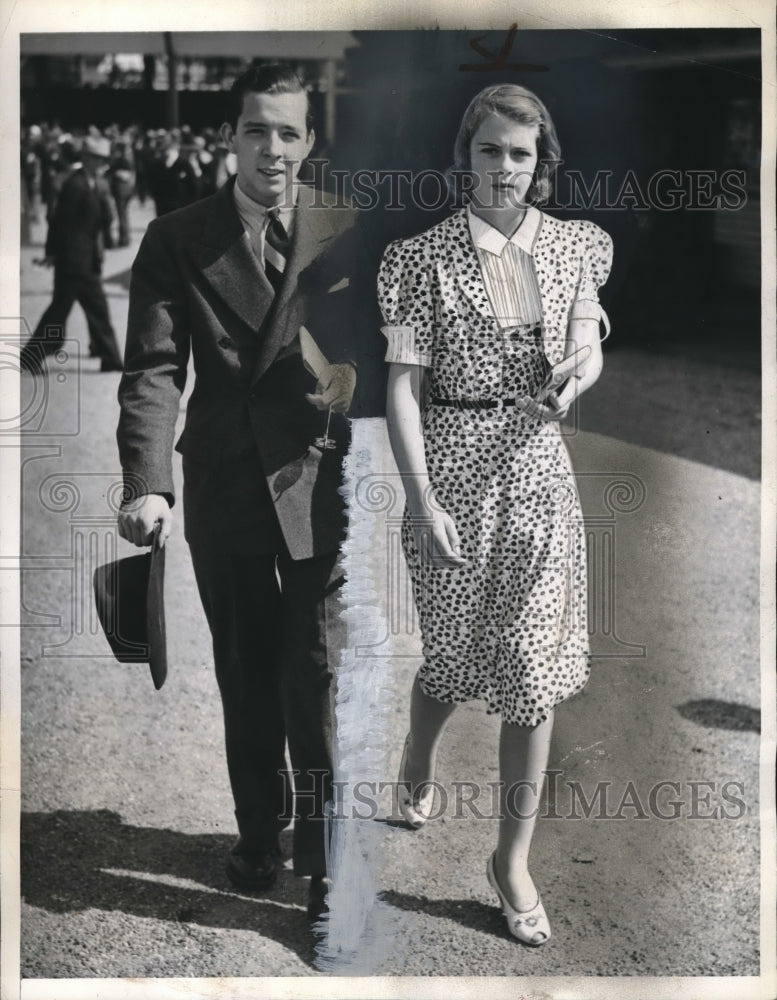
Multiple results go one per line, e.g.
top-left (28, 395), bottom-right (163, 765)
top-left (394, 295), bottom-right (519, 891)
top-left (146, 530), bottom-right (167, 689)
top-left (93, 525), bottom-right (168, 690)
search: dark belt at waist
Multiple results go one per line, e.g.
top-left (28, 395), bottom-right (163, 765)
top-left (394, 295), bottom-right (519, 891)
top-left (430, 397), bottom-right (517, 410)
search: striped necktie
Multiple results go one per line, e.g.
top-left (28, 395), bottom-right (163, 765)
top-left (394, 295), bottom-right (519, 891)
top-left (264, 207), bottom-right (289, 292)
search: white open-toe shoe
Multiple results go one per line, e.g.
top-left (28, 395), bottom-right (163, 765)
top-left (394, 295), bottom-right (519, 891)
top-left (486, 853), bottom-right (551, 946)
top-left (397, 735), bottom-right (435, 828)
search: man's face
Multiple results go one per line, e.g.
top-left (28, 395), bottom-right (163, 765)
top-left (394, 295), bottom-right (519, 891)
top-left (221, 89), bottom-right (314, 207)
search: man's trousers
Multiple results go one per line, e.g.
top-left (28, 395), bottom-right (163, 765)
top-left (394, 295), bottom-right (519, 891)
top-left (189, 544), bottom-right (343, 877)
top-left (21, 268), bottom-right (123, 367)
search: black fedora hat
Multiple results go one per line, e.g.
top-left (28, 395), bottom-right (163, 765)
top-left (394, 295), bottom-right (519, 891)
top-left (93, 524), bottom-right (167, 689)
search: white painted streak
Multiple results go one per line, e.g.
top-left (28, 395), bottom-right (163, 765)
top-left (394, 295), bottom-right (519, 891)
top-left (315, 418), bottom-right (398, 972)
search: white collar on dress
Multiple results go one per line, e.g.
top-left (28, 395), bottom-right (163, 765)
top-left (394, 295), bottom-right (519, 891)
top-left (466, 203), bottom-right (541, 257)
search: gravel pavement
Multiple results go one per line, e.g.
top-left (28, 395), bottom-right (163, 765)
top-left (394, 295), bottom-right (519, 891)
top-left (12, 198), bottom-right (767, 994)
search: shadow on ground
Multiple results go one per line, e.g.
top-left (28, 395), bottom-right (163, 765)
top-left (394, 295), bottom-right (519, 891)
top-left (21, 809), bottom-right (319, 966)
top-left (677, 698), bottom-right (760, 733)
top-left (379, 887), bottom-right (511, 939)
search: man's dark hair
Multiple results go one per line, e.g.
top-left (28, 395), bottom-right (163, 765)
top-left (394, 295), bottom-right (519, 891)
top-left (226, 63), bottom-right (314, 133)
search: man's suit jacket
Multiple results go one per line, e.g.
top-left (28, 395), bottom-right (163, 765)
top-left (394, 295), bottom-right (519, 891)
top-left (45, 168), bottom-right (114, 277)
top-left (117, 178), bottom-right (386, 558)
top-left (150, 154), bottom-right (201, 216)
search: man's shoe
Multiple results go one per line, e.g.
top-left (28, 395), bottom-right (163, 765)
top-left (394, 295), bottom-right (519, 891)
top-left (307, 875), bottom-right (331, 922)
top-left (226, 838), bottom-right (282, 892)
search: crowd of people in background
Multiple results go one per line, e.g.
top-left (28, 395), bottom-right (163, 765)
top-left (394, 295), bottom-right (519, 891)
top-left (20, 121), bottom-right (239, 373)
top-left (21, 121), bottom-right (237, 244)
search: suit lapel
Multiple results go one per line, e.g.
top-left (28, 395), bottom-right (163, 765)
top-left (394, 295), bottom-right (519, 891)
top-left (188, 178), bottom-right (276, 335)
top-left (274, 185), bottom-right (335, 316)
top-left (250, 185), bottom-right (340, 386)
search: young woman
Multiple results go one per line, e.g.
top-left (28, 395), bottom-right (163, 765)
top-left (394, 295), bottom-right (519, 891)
top-left (379, 84), bottom-right (612, 946)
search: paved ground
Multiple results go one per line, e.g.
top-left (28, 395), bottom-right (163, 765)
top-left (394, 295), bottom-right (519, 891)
top-left (11, 198), bottom-right (767, 992)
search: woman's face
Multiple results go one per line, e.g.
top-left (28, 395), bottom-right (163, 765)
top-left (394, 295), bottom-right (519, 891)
top-left (469, 112), bottom-right (539, 212)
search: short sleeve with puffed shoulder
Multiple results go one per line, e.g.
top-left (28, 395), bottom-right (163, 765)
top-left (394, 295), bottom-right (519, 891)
top-left (573, 220), bottom-right (613, 305)
top-left (570, 220), bottom-right (614, 338)
top-left (377, 238), bottom-right (435, 367)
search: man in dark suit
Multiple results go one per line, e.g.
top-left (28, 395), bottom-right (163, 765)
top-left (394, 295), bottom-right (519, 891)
top-left (20, 136), bottom-right (124, 373)
top-left (107, 138), bottom-right (135, 247)
top-left (116, 64), bottom-right (384, 921)
top-left (148, 128), bottom-right (201, 217)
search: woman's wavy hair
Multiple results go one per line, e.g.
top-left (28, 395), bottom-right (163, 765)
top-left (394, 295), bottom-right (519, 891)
top-left (447, 84), bottom-right (561, 207)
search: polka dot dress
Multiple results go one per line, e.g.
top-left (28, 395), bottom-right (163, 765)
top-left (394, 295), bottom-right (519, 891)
top-left (378, 207), bottom-right (613, 727)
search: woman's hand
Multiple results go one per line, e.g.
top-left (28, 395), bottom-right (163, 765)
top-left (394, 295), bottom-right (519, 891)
top-left (518, 312), bottom-right (605, 422)
top-left (387, 363), bottom-right (466, 568)
top-left (408, 506), bottom-right (467, 568)
top-left (517, 389), bottom-right (572, 422)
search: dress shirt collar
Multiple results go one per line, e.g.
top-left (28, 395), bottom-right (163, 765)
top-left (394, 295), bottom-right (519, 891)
top-left (467, 203), bottom-right (541, 257)
top-left (233, 178), bottom-right (296, 233)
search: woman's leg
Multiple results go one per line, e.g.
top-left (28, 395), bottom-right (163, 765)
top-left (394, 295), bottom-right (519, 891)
top-left (494, 710), bottom-right (554, 911)
top-left (402, 671), bottom-right (457, 788)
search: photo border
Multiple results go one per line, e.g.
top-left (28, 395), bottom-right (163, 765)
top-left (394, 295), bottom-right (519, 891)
top-left (2, 2), bottom-right (775, 999)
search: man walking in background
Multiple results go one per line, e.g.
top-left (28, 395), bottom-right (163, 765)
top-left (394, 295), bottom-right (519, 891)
top-left (116, 63), bottom-right (384, 922)
top-left (107, 137), bottom-right (136, 247)
top-left (20, 135), bottom-right (124, 373)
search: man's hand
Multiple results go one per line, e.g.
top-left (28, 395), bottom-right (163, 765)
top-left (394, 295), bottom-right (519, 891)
top-left (305, 362), bottom-right (357, 414)
top-left (117, 493), bottom-right (172, 548)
